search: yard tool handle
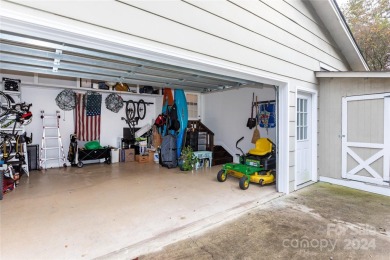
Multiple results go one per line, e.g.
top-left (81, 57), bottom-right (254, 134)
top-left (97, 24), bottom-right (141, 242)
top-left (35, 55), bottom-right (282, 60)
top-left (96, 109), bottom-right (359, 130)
top-left (267, 138), bottom-right (277, 153)
top-left (236, 136), bottom-right (245, 156)
top-left (250, 93), bottom-right (254, 117)
top-left (267, 138), bottom-right (276, 146)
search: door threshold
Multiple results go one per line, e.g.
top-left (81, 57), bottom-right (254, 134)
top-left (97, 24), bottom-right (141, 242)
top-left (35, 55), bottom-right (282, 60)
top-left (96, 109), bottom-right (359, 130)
top-left (296, 180), bottom-right (316, 190)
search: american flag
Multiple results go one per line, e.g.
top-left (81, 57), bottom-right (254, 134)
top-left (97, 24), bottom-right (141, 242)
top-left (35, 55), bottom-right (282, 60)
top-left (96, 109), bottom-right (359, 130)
top-left (75, 92), bottom-right (101, 141)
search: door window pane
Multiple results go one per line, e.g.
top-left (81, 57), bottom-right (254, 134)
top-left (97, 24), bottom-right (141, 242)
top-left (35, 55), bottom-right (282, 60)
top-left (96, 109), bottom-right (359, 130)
top-left (186, 93), bottom-right (199, 120)
top-left (297, 98), bottom-right (309, 141)
top-left (297, 98), bottom-right (301, 112)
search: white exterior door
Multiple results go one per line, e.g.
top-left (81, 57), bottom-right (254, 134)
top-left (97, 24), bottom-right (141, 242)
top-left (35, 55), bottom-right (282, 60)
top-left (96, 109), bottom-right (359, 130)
top-left (342, 94), bottom-right (390, 185)
top-left (296, 93), bottom-right (312, 186)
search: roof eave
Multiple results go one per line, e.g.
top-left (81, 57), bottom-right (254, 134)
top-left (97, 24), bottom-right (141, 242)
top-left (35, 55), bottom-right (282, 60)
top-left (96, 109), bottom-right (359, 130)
top-left (310, 0), bottom-right (369, 71)
top-left (316, 71), bottom-right (390, 78)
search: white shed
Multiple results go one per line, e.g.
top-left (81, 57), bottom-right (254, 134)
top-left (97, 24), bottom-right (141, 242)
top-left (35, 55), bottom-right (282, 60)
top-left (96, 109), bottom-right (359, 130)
top-left (317, 72), bottom-right (390, 196)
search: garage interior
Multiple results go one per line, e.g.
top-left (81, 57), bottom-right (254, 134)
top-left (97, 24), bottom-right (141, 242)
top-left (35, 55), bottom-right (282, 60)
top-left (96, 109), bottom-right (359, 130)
top-left (1, 31), bottom-right (281, 259)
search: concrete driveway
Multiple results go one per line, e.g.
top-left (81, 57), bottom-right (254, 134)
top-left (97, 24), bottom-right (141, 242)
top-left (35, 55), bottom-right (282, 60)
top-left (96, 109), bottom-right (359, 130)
top-left (1, 163), bottom-right (279, 260)
top-left (138, 183), bottom-right (390, 260)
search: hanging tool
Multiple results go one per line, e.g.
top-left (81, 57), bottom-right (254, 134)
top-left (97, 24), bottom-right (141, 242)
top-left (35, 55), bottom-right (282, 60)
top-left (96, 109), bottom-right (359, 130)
top-left (252, 96), bottom-right (260, 144)
top-left (246, 93), bottom-right (256, 129)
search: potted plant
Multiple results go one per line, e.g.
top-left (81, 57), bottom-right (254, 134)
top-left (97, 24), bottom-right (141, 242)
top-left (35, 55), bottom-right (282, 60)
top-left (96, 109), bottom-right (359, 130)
top-left (178, 146), bottom-right (199, 171)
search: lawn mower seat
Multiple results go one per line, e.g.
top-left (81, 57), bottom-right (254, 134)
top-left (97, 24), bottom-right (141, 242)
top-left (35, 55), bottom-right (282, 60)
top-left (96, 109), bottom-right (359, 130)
top-left (248, 138), bottom-right (273, 156)
top-left (246, 138), bottom-right (276, 171)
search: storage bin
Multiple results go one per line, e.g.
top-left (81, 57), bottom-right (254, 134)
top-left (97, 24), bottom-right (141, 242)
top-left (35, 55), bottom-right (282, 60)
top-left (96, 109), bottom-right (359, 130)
top-left (111, 148), bottom-right (119, 163)
top-left (153, 152), bottom-right (159, 163)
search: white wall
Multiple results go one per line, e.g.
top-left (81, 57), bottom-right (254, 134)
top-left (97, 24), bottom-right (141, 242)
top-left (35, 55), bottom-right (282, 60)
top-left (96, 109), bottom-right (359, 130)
top-left (203, 86), bottom-right (276, 160)
top-left (1, 71), bottom-right (160, 168)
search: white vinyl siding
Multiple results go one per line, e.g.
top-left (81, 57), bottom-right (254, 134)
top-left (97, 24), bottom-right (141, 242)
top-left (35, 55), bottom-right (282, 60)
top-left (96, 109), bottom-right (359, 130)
top-left (265, 0), bottom-right (335, 45)
top-left (2, 0), bottom-right (350, 85)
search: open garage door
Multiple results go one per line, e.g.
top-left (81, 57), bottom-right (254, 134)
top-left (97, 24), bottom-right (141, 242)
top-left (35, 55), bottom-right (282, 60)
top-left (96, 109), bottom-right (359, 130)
top-left (0, 25), bottom-right (289, 194)
top-left (0, 31), bottom-right (259, 93)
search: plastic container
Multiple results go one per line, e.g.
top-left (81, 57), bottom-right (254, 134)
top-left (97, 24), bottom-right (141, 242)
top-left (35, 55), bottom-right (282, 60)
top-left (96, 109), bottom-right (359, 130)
top-left (153, 152), bottom-right (159, 163)
top-left (111, 148), bottom-right (119, 163)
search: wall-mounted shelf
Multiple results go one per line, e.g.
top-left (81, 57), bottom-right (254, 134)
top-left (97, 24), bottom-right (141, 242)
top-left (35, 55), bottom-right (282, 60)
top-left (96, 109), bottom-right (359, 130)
top-left (20, 82), bottom-right (163, 99)
top-left (3, 90), bottom-right (21, 95)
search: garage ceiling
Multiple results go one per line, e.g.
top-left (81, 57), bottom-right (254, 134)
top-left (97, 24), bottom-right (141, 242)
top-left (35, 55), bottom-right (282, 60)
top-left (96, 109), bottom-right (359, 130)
top-left (0, 31), bottom-right (260, 93)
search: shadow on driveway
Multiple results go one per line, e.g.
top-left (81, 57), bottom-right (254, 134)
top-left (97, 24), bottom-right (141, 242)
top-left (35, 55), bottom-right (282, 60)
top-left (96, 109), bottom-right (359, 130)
top-left (139, 182), bottom-right (390, 260)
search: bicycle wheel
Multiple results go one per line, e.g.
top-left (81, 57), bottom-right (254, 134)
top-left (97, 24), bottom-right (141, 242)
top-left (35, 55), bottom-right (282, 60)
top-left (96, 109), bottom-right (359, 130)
top-left (137, 99), bottom-right (146, 120)
top-left (125, 100), bottom-right (136, 121)
top-left (0, 91), bottom-right (11, 117)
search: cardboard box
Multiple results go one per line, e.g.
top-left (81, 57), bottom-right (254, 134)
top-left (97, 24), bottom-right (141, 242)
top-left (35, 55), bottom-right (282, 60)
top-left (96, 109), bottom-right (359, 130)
top-left (80, 78), bottom-right (92, 88)
top-left (135, 154), bottom-right (149, 163)
top-left (148, 151), bottom-right (155, 162)
top-left (125, 148), bottom-right (135, 162)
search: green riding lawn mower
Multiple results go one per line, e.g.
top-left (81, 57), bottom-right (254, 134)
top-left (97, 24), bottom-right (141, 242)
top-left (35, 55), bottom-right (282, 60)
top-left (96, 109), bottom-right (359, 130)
top-left (217, 137), bottom-right (276, 190)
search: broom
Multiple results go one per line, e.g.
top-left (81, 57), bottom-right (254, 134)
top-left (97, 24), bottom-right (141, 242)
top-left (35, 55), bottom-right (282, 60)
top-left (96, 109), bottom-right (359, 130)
top-left (251, 96), bottom-right (260, 144)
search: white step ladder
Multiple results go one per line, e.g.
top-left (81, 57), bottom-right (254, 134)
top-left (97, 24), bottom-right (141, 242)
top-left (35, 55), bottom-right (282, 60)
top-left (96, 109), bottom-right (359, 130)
top-left (39, 111), bottom-right (67, 169)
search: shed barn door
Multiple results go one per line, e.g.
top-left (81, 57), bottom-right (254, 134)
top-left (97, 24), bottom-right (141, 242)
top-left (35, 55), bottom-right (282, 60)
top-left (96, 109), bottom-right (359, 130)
top-left (342, 94), bottom-right (390, 185)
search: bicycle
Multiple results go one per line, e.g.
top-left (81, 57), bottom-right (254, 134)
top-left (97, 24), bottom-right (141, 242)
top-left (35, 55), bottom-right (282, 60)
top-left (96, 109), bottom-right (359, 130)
top-left (122, 99), bottom-right (153, 140)
top-left (0, 96), bottom-right (33, 162)
top-left (125, 99), bottom-right (147, 121)
top-left (1, 105), bottom-right (33, 128)
top-left (0, 91), bottom-right (32, 198)
top-left (121, 116), bottom-right (139, 141)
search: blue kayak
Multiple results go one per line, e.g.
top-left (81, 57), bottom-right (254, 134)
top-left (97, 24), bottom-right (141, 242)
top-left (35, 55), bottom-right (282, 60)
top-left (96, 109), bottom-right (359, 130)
top-left (174, 89), bottom-right (188, 158)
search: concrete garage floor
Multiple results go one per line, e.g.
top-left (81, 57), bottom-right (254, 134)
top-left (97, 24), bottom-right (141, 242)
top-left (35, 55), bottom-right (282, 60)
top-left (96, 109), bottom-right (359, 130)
top-left (139, 183), bottom-right (390, 260)
top-left (0, 162), bottom-right (280, 259)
